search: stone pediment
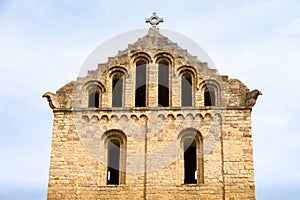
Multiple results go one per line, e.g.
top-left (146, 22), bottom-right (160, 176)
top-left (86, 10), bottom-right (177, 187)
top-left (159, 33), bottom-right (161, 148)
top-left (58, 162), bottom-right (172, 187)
top-left (44, 14), bottom-right (260, 199)
top-left (43, 28), bottom-right (261, 110)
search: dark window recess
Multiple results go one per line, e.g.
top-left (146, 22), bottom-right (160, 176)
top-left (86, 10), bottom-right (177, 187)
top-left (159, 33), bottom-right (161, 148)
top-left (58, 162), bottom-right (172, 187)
top-left (184, 139), bottom-right (197, 184)
top-left (135, 61), bottom-right (147, 107)
top-left (112, 76), bottom-right (123, 107)
top-left (204, 89), bottom-right (215, 106)
top-left (158, 61), bottom-right (169, 107)
top-left (88, 92), bottom-right (100, 108)
top-left (181, 73), bottom-right (192, 106)
top-left (107, 140), bottom-right (120, 185)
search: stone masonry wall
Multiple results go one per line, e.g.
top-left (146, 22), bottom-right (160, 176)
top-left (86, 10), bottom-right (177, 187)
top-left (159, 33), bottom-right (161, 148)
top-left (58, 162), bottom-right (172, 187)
top-left (222, 109), bottom-right (255, 199)
top-left (45, 28), bottom-right (257, 200)
top-left (47, 108), bottom-right (255, 200)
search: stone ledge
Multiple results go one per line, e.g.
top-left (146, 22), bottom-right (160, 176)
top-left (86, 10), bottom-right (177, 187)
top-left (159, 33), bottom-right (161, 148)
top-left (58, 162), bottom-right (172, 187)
top-left (53, 106), bottom-right (252, 113)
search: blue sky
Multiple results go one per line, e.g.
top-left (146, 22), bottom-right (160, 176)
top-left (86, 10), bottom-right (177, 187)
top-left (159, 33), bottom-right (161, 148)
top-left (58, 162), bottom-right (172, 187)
top-left (0, 0), bottom-right (300, 199)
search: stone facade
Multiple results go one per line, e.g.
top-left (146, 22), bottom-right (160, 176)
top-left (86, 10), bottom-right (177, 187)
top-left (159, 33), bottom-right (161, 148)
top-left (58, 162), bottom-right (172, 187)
top-left (44, 28), bottom-right (261, 199)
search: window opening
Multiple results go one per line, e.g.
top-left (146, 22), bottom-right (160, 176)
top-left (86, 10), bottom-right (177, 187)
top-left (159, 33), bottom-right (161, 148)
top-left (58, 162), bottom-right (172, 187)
top-left (107, 140), bottom-right (120, 185)
top-left (181, 73), bottom-right (192, 106)
top-left (184, 139), bottom-right (197, 184)
top-left (135, 60), bottom-right (147, 107)
top-left (112, 75), bottom-right (123, 107)
top-left (158, 60), bottom-right (169, 107)
top-left (88, 91), bottom-right (100, 108)
top-left (204, 88), bottom-right (215, 106)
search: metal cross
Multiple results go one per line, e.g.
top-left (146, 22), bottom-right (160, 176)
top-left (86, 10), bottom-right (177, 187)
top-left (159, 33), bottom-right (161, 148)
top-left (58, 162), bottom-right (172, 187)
top-left (146, 12), bottom-right (164, 27)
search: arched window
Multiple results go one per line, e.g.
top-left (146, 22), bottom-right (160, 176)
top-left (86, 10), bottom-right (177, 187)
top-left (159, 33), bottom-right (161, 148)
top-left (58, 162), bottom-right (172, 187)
top-left (178, 129), bottom-right (203, 184)
top-left (181, 72), bottom-right (193, 106)
top-left (184, 139), bottom-right (197, 184)
top-left (204, 88), bottom-right (215, 106)
top-left (158, 60), bottom-right (169, 107)
top-left (200, 80), bottom-right (220, 107)
top-left (107, 139), bottom-right (120, 184)
top-left (88, 91), bottom-right (100, 108)
top-left (112, 74), bottom-right (123, 107)
top-left (85, 80), bottom-right (105, 108)
top-left (103, 130), bottom-right (127, 185)
top-left (135, 60), bottom-right (147, 107)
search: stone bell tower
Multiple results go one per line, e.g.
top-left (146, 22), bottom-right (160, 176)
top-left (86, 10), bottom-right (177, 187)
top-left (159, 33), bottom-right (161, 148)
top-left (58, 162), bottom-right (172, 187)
top-left (43, 13), bottom-right (261, 200)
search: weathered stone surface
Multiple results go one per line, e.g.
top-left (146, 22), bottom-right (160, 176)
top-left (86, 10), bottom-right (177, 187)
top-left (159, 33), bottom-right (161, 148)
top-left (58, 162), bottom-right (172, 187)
top-left (44, 28), bottom-right (260, 199)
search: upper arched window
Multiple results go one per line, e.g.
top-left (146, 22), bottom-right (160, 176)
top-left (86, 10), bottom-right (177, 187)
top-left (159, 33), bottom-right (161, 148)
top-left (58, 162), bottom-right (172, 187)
top-left (85, 80), bottom-right (105, 108)
top-left (158, 60), bottom-right (169, 107)
top-left (88, 91), bottom-right (100, 108)
top-left (178, 129), bottom-right (204, 184)
top-left (135, 60), bottom-right (147, 107)
top-left (204, 87), bottom-right (215, 106)
top-left (181, 72), bottom-right (193, 107)
top-left (112, 74), bottom-right (124, 107)
top-left (199, 80), bottom-right (220, 107)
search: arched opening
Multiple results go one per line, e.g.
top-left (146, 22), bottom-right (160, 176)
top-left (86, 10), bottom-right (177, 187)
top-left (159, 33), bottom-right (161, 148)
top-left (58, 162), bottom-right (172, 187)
top-left (181, 72), bottom-right (193, 106)
top-left (85, 80), bottom-right (105, 108)
top-left (107, 139), bottom-right (120, 185)
top-left (184, 139), bottom-right (197, 184)
top-left (200, 80), bottom-right (221, 107)
top-left (135, 60), bottom-right (147, 107)
top-left (112, 74), bottom-right (123, 107)
top-left (103, 130), bottom-right (127, 185)
top-left (88, 91), bottom-right (100, 108)
top-left (178, 128), bottom-right (204, 184)
top-left (204, 88), bottom-right (215, 106)
top-left (158, 60), bottom-right (169, 107)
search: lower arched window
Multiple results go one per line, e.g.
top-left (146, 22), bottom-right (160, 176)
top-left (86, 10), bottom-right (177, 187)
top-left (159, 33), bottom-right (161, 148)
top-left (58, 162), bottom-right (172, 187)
top-left (178, 129), bottom-right (204, 184)
top-left (103, 130), bottom-right (127, 185)
top-left (184, 138), bottom-right (197, 184)
top-left (107, 139), bottom-right (121, 184)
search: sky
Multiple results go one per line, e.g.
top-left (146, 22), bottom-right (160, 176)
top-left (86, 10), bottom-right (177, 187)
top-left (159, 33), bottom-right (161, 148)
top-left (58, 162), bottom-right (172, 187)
top-left (0, 0), bottom-right (300, 199)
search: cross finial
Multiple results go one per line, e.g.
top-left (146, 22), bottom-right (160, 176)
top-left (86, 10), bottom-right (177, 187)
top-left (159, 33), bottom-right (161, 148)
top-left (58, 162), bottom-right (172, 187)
top-left (146, 12), bottom-right (163, 27)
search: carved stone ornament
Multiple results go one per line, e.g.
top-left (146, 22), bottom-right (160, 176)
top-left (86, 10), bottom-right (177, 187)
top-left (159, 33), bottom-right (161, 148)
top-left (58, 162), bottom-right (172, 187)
top-left (42, 92), bottom-right (61, 109)
top-left (146, 12), bottom-right (163, 27)
top-left (245, 89), bottom-right (262, 107)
